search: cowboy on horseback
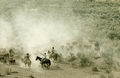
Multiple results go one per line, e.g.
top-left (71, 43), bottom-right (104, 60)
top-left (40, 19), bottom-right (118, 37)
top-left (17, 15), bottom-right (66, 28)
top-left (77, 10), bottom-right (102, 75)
top-left (25, 53), bottom-right (29, 59)
top-left (48, 47), bottom-right (58, 62)
top-left (40, 53), bottom-right (47, 61)
top-left (24, 53), bottom-right (30, 60)
top-left (23, 53), bottom-right (31, 68)
top-left (9, 49), bottom-right (14, 59)
top-left (9, 48), bottom-right (15, 64)
top-left (51, 47), bottom-right (55, 54)
top-left (40, 53), bottom-right (47, 58)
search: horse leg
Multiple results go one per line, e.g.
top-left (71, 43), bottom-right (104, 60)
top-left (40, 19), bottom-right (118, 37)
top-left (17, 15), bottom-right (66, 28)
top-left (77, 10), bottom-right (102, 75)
top-left (41, 64), bottom-right (44, 69)
top-left (24, 64), bottom-right (27, 68)
top-left (47, 64), bottom-right (50, 69)
top-left (50, 58), bottom-right (54, 63)
top-left (9, 60), bottom-right (12, 64)
top-left (28, 64), bottom-right (31, 69)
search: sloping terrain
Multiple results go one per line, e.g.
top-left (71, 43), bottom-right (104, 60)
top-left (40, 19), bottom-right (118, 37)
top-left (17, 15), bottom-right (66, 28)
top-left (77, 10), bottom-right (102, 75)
top-left (0, 0), bottom-right (120, 78)
top-left (1, 62), bottom-right (120, 78)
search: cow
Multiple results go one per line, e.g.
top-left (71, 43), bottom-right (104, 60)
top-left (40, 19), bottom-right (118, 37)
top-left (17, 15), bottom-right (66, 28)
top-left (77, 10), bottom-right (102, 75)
top-left (84, 44), bottom-right (92, 49)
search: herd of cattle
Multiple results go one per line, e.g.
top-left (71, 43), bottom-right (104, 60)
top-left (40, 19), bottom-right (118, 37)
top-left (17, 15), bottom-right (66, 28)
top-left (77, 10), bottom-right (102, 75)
top-left (0, 39), bottom-right (100, 65)
top-left (59, 39), bottom-right (100, 52)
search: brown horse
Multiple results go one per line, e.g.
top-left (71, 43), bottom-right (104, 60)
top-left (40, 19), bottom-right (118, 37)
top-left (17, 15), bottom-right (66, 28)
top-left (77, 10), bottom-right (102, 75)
top-left (48, 51), bottom-right (57, 62)
top-left (84, 44), bottom-right (92, 49)
top-left (21, 58), bottom-right (31, 68)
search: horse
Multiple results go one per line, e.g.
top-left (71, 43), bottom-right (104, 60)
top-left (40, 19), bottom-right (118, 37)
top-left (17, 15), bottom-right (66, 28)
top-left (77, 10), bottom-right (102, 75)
top-left (9, 58), bottom-right (16, 64)
top-left (21, 58), bottom-right (31, 68)
top-left (48, 51), bottom-right (58, 62)
top-left (35, 56), bottom-right (51, 69)
top-left (84, 44), bottom-right (92, 49)
top-left (49, 53), bottom-right (58, 62)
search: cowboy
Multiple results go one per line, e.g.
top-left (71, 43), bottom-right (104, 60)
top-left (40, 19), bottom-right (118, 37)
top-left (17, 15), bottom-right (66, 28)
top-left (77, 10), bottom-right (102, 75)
top-left (94, 41), bottom-right (99, 47)
top-left (94, 41), bottom-right (100, 51)
top-left (9, 49), bottom-right (15, 61)
top-left (24, 53), bottom-right (30, 60)
top-left (40, 53), bottom-right (47, 58)
top-left (51, 47), bottom-right (55, 54)
top-left (40, 53), bottom-right (47, 61)
top-left (9, 49), bottom-right (14, 57)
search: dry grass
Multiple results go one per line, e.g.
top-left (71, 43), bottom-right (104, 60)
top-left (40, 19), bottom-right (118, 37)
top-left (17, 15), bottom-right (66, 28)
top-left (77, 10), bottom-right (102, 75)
top-left (5, 68), bottom-right (12, 75)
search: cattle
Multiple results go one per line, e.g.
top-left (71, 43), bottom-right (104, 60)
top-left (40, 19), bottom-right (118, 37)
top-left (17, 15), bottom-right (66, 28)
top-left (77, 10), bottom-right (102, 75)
top-left (72, 42), bottom-right (78, 45)
top-left (66, 42), bottom-right (71, 46)
top-left (60, 45), bottom-right (64, 50)
top-left (83, 44), bottom-right (92, 49)
top-left (66, 46), bottom-right (70, 51)
top-left (76, 44), bottom-right (82, 49)
top-left (88, 38), bottom-right (94, 44)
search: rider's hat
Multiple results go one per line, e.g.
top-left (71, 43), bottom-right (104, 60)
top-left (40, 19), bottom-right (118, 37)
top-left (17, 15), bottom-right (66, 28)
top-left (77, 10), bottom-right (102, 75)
top-left (52, 47), bottom-right (54, 49)
top-left (26, 53), bottom-right (29, 55)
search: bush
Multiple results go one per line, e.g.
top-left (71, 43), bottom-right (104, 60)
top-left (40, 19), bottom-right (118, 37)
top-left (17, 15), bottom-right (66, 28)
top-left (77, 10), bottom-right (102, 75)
top-left (108, 73), bottom-right (115, 78)
top-left (99, 74), bottom-right (107, 78)
top-left (6, 68), bottom-right (11, 75)
top-left (80, 57), bottom-right (94, 67)
top-left (76, 52), bottom-right (81, 58)
top-left (92, 66), bottom-right (99, 72)
top-left (105, 69), bottom-right (112, 73)
top-left (70, 63), bottom-right (77, 68)
top-left (108, 31), bottom-right (117, 40)
top-left (67, 53), bottom-right (76, 62)
top-left (29, 75), bottom-right (34, 78)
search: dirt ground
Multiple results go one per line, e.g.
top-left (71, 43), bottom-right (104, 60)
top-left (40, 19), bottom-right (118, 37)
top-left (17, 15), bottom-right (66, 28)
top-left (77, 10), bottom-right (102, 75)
top-left (0, 62), bottom-right (120, 78)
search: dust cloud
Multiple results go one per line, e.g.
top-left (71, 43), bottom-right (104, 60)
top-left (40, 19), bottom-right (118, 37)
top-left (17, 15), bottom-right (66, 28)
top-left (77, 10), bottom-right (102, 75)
top-left (0, 1), bottom-right (97, 70)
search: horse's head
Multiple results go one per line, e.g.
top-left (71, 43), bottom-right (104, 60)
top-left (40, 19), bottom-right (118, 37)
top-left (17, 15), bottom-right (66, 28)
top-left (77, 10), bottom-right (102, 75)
top-left (48, 50), bottom-right (51, 54)
top-left (36, 56), bottom-right (42, 61)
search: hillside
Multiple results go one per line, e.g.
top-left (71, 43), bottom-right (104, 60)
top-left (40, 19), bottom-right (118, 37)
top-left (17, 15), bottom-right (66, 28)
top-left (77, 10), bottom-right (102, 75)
top-left (0, 0), bottom-right (120, 78)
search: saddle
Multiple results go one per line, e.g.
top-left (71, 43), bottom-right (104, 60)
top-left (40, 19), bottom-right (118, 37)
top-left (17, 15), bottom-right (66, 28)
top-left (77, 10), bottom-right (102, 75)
top-left (42, 58), bottom-right (48, 62)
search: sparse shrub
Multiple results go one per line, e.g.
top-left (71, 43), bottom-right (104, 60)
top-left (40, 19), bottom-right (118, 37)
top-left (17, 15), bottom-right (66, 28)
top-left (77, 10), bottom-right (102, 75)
top-left (56, 53), bottom-right (64, 63)
top-left (89, 0), bottom-right (94, 2)
top-left (29, 75), bottom-right (34, 78)
top-left (99, 62), bottom-right (108, 70)
top-left (55, 54), bottom-right (66, 64)
top-left (108, 31), bottom-right (118, 40)
top-left (80, 57), bottom-right (94, 67)
top-left (57, 57), bottom-right (64, 63)
top-left (6, 68), bottom-right (11, 75)
top-left (70, 63), bottom-right (77, 68)
top-left (67, 53), bottom-right (76, 62)
top-left (92, 66), bottom-right (99, 72)
top-left (102, 52), bottom-right (114, 67)
top-left (76, 52), bottom-right (81, 58)
top-left (99, 74), bottom-right (107, 78)
top-left (100, 52), bottom-right (114, 73)
top-left (11, 71), bottom-right (18, 73)
top-left (108, 73), bottom-right (115, 78)
top-left (105, 69), bottom-right (111, 73)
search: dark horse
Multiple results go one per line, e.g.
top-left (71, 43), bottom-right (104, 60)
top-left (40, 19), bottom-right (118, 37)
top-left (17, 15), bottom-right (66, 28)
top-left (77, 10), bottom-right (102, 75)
top-left (9, 58), bottom-right (16, 64)
top-left (35, 56), bottom-right (51, 69)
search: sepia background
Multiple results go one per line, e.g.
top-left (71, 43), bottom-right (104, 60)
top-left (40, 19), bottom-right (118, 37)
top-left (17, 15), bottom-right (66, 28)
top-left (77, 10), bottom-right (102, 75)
top-left (0, 0), bottom-right (120, 78)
